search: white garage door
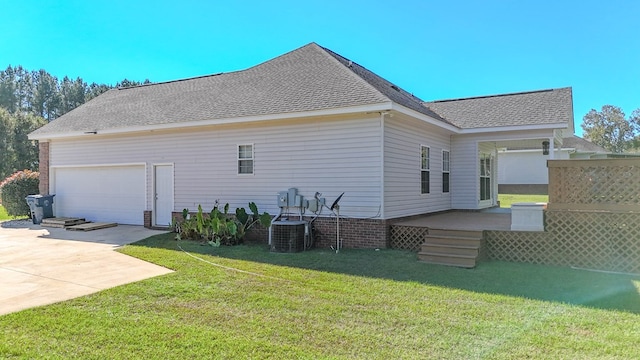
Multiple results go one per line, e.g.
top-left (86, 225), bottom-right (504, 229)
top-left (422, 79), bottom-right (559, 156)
top-left (53, 165), bottom-right (146, 225)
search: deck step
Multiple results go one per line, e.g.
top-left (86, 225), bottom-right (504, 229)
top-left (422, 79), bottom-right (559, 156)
top-left (421, 243), bottom-right (479, 257)
top-left (419, 228), bottom-right (484, 268)
top-left (41, 217), bottom-right (88, 228)
top-left (428, 228), bottom-right (483, 238)
top-left (424, 234), bottom-right (481, 247)
top-left (66, 222), bottom-right (118, 231)
top-left (417, 252), bottom-right (477, 268)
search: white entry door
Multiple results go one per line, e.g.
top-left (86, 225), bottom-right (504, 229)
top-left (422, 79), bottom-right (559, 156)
top-left (154, 165), bottom-right (173, 226)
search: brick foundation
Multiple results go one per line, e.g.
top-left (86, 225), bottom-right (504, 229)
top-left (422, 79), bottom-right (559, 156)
top-left (309, 216), bottom-right (389, 249)
top-left (38, 142), bottom-right (50, 195)
top-left (144, 210), bottom-right (152, 228)
top-left (172, 211), bottom-right (433, 250)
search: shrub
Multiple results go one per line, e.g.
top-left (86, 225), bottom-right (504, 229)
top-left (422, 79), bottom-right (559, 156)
top-left (0, 170), bottom-right (40, 217)
top-left (172, 201), bottom-right (271, 246)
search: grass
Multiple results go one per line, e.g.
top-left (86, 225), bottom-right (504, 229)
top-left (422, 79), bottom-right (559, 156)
top-left (1, 233), bottom-right (639, 359)
top-left (498, 193), bottom-right (549, 208)
top-left (0, 204), bottom-right (19, 221)
top-left (0, 204), bottom-right (29, 222)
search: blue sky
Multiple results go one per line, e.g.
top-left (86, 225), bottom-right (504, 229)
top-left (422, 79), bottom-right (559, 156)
top-left (2, 0), bottom-right (638, 136)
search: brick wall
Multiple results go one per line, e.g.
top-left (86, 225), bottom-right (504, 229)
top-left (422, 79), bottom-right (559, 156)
top-left (309, 216), bottom-right (389, 249)
top-left (144, 210), bottom-right (152, 228)
top-left (38, 141), bottom-right (50, 195)
top-left (172, 211), bottom-right (397, 249)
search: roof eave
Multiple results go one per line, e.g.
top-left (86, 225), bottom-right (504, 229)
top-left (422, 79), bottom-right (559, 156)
top-left (458, 122), bottom-right (568, 135)
top-left (390, 103), bottom-right (461, 133)
top-left (28, 102), bottom-right (394, 141)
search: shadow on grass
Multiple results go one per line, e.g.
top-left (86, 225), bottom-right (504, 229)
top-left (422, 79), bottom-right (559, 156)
top-left (133, 233), bottom-right (640, 315)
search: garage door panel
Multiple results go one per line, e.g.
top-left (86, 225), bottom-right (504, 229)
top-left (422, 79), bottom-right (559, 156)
top-left (53, 166), bottom-right (145, 225)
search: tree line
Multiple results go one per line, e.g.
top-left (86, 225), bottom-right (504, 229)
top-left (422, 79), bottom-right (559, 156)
top-left (582, 105), bottom-right (640, 153)
top-left (0, 65), bottom-right (149, 181)
top-left (0, 65), bottom-right (149, 122)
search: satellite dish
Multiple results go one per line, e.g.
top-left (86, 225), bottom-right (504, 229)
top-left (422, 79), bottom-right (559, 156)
top-left (330, 192), bottom-right (345, 254)
top-left (330, 192), bottom-right (344, 211)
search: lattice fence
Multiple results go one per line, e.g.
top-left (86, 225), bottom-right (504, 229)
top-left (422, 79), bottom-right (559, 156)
top-left (486, 210), bottom-right (640, 274)
top-left (390, 225), bottom-right (428, 251)
top-left (548, 158), bottom-right (640, 211)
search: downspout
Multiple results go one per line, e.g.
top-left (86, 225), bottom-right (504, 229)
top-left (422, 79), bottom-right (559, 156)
top-left (379, 112), bottom-right (387, 219)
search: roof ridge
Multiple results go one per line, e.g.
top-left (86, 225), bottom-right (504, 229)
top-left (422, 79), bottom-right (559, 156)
top-left (428, 87), bottom-right (571, 103)
top-left (312, 44), bottom-right (392, 102)
top-left (116, 73), bottom-right (226, 90)
top-left (318, 44), bottom-right (424, 102)
top-left (116, 44), bottom-right (325, 90)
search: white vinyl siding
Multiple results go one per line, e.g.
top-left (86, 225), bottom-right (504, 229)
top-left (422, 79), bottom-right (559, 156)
top-left (450, 136), bottom-right (478, 209)
top-left (383, 115), bottom-right (452, 218)
top-left (48, 115), bottom-right (382, 218)
top-left (498, 149), bottom-right (570, 185)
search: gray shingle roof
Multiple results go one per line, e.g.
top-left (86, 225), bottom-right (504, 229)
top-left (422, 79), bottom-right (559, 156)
top-left (30, 43), bottom-right (573, 138)
top-left (30, 43), bottom-right (450, 137)
top-left (562, 135), bottom-right (608, 153)
top-left (319, 46), bottom-right (449, 124)
top-left (423, 87), bottom-right (573, 129)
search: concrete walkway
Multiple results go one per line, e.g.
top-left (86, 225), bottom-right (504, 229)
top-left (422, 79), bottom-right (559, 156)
top-left (0, 220), bottom-right (173, 316)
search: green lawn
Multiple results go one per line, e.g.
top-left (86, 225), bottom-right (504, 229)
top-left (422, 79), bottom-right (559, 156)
top-left (0, 204), bottom-right (29, 222)
top-left (1, 233), bottom-right (638, 359)
top-left (498, 193), bottom-right (549, 208)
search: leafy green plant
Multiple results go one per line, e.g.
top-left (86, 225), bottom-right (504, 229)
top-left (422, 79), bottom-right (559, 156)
top-left (172, 201), bottom-right (271, 246)
top-left (0, 170), bottom-right (39, 217)
top-left (235, 202), bottom-right (272, 240)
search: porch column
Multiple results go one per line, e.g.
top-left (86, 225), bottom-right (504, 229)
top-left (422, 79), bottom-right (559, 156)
top-left (548, 137), bottom-right (555, 159)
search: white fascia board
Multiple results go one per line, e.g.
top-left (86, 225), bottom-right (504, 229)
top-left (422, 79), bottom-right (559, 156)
top-left (498, 148), bottom-right (575, 154)
top-left (390, 103), bottom-right (460, 133)
top-left (458, 122), bottom-right (568, 134)
top-left (29, 102), bottom-right (394, 141)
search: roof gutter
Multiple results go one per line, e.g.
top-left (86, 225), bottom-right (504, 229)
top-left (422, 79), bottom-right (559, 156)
top-left (457, 122), bottom-right (568, 135)
top-left (28, 102), bottom-right (394, 141)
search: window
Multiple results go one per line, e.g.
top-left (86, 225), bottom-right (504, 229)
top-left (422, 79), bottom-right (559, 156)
top-left (238, 144), bottom-right (254, 175)
top-left (421, 145), bottom-right (430, 194)
top-left (442, 150), bottom-right (450, 193)
top-left (480, 153), bottom-right (491, 201)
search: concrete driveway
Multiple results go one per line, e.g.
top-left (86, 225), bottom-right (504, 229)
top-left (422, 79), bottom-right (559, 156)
top-left (0, 220), bottom-right (173, 316)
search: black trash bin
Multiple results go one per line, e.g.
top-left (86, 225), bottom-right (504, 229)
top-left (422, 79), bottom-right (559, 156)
top-left (25, 194), bottom-right (55, 224)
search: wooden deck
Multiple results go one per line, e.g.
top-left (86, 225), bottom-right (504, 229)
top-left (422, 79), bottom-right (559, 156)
top-left (393, 209), bottom-right (511, 232)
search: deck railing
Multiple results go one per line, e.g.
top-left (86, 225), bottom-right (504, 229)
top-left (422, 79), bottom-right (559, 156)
top-left (487, 157), bottom-right (640, 274)
top-left (548, 158), bottom-right (640, 212)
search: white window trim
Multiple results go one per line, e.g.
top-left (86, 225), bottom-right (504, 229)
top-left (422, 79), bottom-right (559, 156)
top-left (442, 149), bottom-right (450, 193)
top-left (420, 145), bottom-right (430, 195)
top-left (237, 143), bottom-right (254, 176)
top-left (479, 152), bottom-right (492, 201)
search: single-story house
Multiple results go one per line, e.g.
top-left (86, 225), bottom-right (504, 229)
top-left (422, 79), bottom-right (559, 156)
top-left (497, 134), bottom-right (608, 194)
top-left (28, 42), bottom-right (574, 248)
